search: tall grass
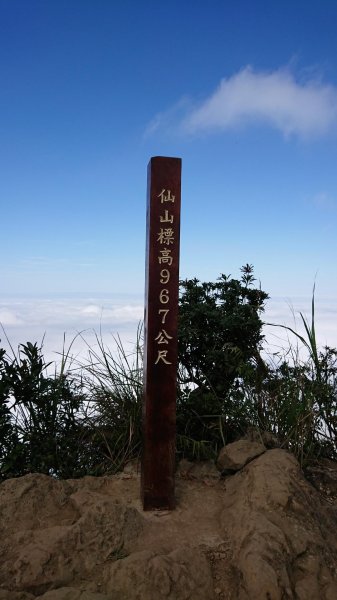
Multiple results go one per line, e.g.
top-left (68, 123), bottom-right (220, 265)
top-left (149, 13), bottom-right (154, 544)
top-left (73, 323), bottom-right (144, 474)
top-left (260, 290), bottom-right (337, 463)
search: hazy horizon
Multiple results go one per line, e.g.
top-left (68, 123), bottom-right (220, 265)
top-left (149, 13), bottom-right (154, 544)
top-left (1, 290), bottom-right (336, 369)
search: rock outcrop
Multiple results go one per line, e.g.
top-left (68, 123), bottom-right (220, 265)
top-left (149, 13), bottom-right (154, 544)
top-left (220, 448), bottom-right (337, 599)
top-left (216, 439), bottom-right (266, 473)
top-left (1, 443), bottom-right (337, 599)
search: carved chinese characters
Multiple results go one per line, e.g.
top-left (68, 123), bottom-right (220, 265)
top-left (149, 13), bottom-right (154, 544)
top-left (141, 157), bottom-right (181, 511)
top-left (155, 189), bottom-right (176, 365)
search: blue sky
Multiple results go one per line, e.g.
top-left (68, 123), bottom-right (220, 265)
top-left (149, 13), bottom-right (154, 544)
top-left (1, 0), bottom-right (337, 359)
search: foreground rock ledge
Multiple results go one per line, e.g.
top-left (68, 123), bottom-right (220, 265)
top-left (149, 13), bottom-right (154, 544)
top-left (1, 447), bottom-right (337, 599)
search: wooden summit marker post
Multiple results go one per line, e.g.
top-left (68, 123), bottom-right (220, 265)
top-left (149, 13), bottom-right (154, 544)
top-left (141, 156), bottom-right (182, 511)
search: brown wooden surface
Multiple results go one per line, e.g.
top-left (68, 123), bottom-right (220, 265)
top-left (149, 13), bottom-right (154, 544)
top-left (141, 156), bottom-right (182, 510)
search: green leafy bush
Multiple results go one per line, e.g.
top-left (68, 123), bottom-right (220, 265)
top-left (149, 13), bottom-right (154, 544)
top-left (0, 341), bottom-right (89, 479)
top-left (178, 264), bottom-right (268, 394)
top-left (176, 264), bottom-right (268, 458)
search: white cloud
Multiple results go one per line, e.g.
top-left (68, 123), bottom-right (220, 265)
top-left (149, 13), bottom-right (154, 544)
top-left (1, 294), bottom-right (337, 371)
top-left (81, 303), bottom-right (143, 322)
top-left (176, 66), bottom-right (337, 138)
top-left (144, 97), bottom-right (190, 138)
top-left (0, 309), bottom-right (23, 326)
top-left (105, 305), bottom-right (144, 322)
top-left (82, 304), bottom-right (102, 316)
top-left (0, 295), bottom-right (144, 366)
top-left (263, 296), bottom-right (337, 361)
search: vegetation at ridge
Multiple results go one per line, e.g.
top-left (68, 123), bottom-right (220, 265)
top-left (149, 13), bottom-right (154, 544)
top-left (1, 265), bottom-right (337, 481)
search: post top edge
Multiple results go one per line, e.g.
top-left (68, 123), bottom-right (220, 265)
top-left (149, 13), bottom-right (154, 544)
top-left (149, 156), bottom-right (182, 163)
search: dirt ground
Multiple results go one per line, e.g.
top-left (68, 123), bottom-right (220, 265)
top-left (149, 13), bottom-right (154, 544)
top-left (1, 446), bottom-right (337, 599)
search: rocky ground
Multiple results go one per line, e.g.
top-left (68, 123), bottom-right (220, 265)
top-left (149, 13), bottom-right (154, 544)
top-left (1, 440), bottom-right (337, 599)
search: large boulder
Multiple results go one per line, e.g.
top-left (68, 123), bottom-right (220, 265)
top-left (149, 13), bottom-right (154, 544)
top-left (220, 449), bottom-right (337, 599)
top-left (217, 439), bottom-right (266, 473)
top-left (0, 474), bottom-right (144, 598)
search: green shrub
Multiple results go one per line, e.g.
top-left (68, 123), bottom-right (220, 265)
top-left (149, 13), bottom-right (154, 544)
top-left (0, 341), bottom-right (89, 479)
top-left (176, 264), bottom-right (268, 458)
top-left (178, 265), bottom-right (268, 394)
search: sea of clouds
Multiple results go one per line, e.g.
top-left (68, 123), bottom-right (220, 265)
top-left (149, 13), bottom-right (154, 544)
top-left (1, 293), bottom-right (337, 370)
top-left (0, 294), bottom-right (144, 368)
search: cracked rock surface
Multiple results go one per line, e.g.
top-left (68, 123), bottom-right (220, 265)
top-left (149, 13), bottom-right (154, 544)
top-left (216, 439), bottom-right (266, 473)
top-left (1, 443), bottom-right (337, 599)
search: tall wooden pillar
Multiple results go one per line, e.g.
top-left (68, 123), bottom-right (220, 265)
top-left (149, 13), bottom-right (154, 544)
top-left (141, 156), bottom-right (182, 510)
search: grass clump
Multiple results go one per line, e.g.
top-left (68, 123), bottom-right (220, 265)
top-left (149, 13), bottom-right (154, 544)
top-left (74, 324), bottom-right (143, 475)
top-left (259, 291), bottom-right (337, 464)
